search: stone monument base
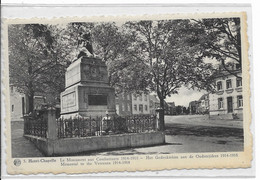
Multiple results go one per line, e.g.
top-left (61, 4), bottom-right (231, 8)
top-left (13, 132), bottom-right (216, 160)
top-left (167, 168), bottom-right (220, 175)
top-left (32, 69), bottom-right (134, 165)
top-left (60, 56), bottom-right (116, 118)
top-left (60, 84), bottom-right (116, 118)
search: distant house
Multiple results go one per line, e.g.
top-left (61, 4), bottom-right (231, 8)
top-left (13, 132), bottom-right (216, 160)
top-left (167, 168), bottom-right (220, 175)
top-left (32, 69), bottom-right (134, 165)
top-left (189, 101), bottom-right (198, 114)
top-left (10, 86), bottom-right (46, 121)
top-left (115, 93), bottom-right (132, 116)
top-left (10, 85), bottom-right (61, 121)
top-left (149, 95), bottom-right (176, 115)
top-left (116, 92), bottom-right (151, 116)
top-left (197, 94), bottom-right (209, 114)
top-left (166, 102), bottom-right (176, 115)
top-left (132, 93), bottom-right (150, 115)
top-left (117, 93), bottom-right (176, 116)
top-left (149, 95), bottom-right (160, 115)
top-left (10, 86), bottom-right (27, 121)
top-left (209, 69), bottom-right (243, 119)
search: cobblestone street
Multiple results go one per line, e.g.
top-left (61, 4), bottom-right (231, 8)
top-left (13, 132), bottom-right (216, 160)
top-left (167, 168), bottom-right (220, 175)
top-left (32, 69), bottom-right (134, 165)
top-left (11, 115), bottom-right (244, 157)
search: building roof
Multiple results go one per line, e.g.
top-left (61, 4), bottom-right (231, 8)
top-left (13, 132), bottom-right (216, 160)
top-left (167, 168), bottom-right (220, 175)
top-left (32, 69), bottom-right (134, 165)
top-left (199, 94), bottom-right (209, 101)
top-left (189, 101), bottom-right (198, 107)
top-left (167, 102), bottom-right (175, 107)
top-left (213, 69), bottom-right (242, 79)
top-left (149, 95), bottom-right (160, 103)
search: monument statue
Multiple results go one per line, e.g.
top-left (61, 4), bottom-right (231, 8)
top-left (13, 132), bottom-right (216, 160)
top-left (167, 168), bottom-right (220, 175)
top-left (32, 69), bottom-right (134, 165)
top-left (77, 32), bottom-right (94, 59)
top-left (60, 35), bottom-right (116, 118)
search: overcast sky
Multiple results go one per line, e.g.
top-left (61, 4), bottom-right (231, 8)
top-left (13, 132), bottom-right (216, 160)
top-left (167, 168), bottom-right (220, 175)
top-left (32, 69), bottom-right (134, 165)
top-left (166, 86), bottom-right (206, 107)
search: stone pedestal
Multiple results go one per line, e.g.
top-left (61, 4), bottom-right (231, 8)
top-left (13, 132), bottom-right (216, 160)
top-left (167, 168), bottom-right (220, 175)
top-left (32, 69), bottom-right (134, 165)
top-left (60, 56), bottom-right (116, 118)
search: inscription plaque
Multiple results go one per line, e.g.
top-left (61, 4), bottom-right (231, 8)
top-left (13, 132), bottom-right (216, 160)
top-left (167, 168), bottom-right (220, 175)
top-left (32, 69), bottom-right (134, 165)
top-left (62, 92), bottom-right (76, 108)
top-left (88, 95), bottom-right (107, 105)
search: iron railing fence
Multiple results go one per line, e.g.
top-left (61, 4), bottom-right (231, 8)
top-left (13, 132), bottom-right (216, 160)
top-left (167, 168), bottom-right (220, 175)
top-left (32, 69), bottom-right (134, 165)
top-left (23, 112), bottom-right (158, 139)
top-left (24, 115), bottom-right (48, 138)
top-left (124, 115), bottom-right (157, 133)
top-left (57, 115), bottom-right (158, 138)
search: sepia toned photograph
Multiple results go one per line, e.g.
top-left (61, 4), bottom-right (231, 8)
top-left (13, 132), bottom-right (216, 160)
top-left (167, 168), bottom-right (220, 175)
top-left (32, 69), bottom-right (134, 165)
top-left (3, 11), bottom-right (252, 174)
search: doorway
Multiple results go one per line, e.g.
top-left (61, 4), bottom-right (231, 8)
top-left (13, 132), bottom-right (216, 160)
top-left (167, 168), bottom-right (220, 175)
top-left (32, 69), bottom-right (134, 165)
top-left (227, 97), bottom-right (233, 113)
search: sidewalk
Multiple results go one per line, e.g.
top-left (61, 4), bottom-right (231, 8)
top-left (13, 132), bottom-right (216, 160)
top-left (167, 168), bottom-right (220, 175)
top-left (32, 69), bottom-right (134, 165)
top-left (11, 121), bottom-right (44, 158)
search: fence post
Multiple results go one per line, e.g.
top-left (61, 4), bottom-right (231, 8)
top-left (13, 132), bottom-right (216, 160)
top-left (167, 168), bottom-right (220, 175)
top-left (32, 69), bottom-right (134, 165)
top-left (47, 108), bottom-right (57, 140)
top-left (155, 109), bottom-right (162, 131)
top-left (23, 115), bottom-right (27, 135)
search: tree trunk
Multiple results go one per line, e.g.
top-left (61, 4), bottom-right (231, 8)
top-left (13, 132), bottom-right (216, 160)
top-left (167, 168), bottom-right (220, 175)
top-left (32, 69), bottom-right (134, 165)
top-left (159, 98), bottom-right (165, 131)
top-left (28, 92), bottom-right (34, 114)
top-left (28, 80), bottom-right (34, 114)
top-left (108, 72), bottom-right (111, 86)
top-left (234, 18), bottom-right (242, 68)
top-left (27, 61), bottom-right (34, 114)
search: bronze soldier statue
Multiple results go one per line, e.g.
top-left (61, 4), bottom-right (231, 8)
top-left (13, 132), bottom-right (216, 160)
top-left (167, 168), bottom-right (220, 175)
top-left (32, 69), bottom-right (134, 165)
top-left (77, 32), bottom-right (94, 59)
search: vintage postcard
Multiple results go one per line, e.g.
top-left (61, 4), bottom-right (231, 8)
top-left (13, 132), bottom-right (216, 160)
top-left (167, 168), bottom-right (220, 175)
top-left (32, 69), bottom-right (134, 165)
top-left (2, 11), bottom-right (252, 174)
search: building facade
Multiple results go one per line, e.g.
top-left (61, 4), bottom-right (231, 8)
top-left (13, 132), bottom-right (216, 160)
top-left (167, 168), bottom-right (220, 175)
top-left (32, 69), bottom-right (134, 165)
top-left (209, 70), bottom-right (243, 119)
top-left (10, 85), bottom-right (56, 121)
top-left (132, 93), bottom-right (150, 115)
top-left (10, 86), bottom-right (27, 121)
top-left (115, 93), bottom-right (132, 116)
top-left (115, 93), bottom-right (176, 116)
top-left (189, 101), bottom-right (198, 114)
top-left (197, 94), bottom-right (209, 114)
top-left (166, 102), bottom-right (176, 115)
top-left (149, 95), bottom-right (160, 115)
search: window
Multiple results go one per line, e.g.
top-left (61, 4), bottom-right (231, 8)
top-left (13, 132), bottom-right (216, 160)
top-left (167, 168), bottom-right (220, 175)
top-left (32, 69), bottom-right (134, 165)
top-left (127, 94), bottom-right (130, 100)
top-left (139, 95), bottom-right (143, 101)
top-left (236, 78), bottom-right (242, 87)
top-left (237, 96), bottom-right (243, 107)
top-left (144, 94), bottom-right (147, 101)
top-left (128, 104), bottom-right (131, 112)
top-left (226, 79), bottom-right (232, 89)
top-left (12, 105), bottom-right (14, 112)
top-left (139, 104), bottom-right (143, 112)
top-left (134, 104), bottom-right (137, 111)
top-left (11, 86), bottom-right (14, 93)
top-left (145, 105), bottom-right (148, 111)
top-left (218, 98), bottom-right (223, 109)
top-left (122, 104), bottom-right (125, 111)
top-left (217, 81), bottom-right (222, 91)
top-left (133, 94), bottom-right (137, 100)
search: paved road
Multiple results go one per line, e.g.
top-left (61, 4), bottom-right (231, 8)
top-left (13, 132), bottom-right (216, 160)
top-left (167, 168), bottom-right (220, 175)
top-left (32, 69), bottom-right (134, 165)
top-left (11, 121), bottom-right (44, 158)
top-left (165, 114), bottom-right (243, 129)
top-left (11, 115), bottom-right (244, 157)
top-left (77, 115), bottom-right (244, 156)
top-left (88, 126), bottom-right (243, 156)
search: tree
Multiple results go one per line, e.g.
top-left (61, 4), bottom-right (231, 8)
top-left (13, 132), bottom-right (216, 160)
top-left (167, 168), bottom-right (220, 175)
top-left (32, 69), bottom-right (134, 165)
top-left (9, 24), bottom-right (56, 113)
top-left (123, 20), bottom-right (215, 130)
top-left (63, 22), bottom-right (94, 61)
top-left (62, 22), bottom-right (133, 88)
top-left (91, 23), bottom-right (133, 86)
top-left (190, 18), bottom-right (241, 77)
top-left (8, 24), bottom-right (72, 113)
top-left (176, 106), bottom-right (183, 115)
